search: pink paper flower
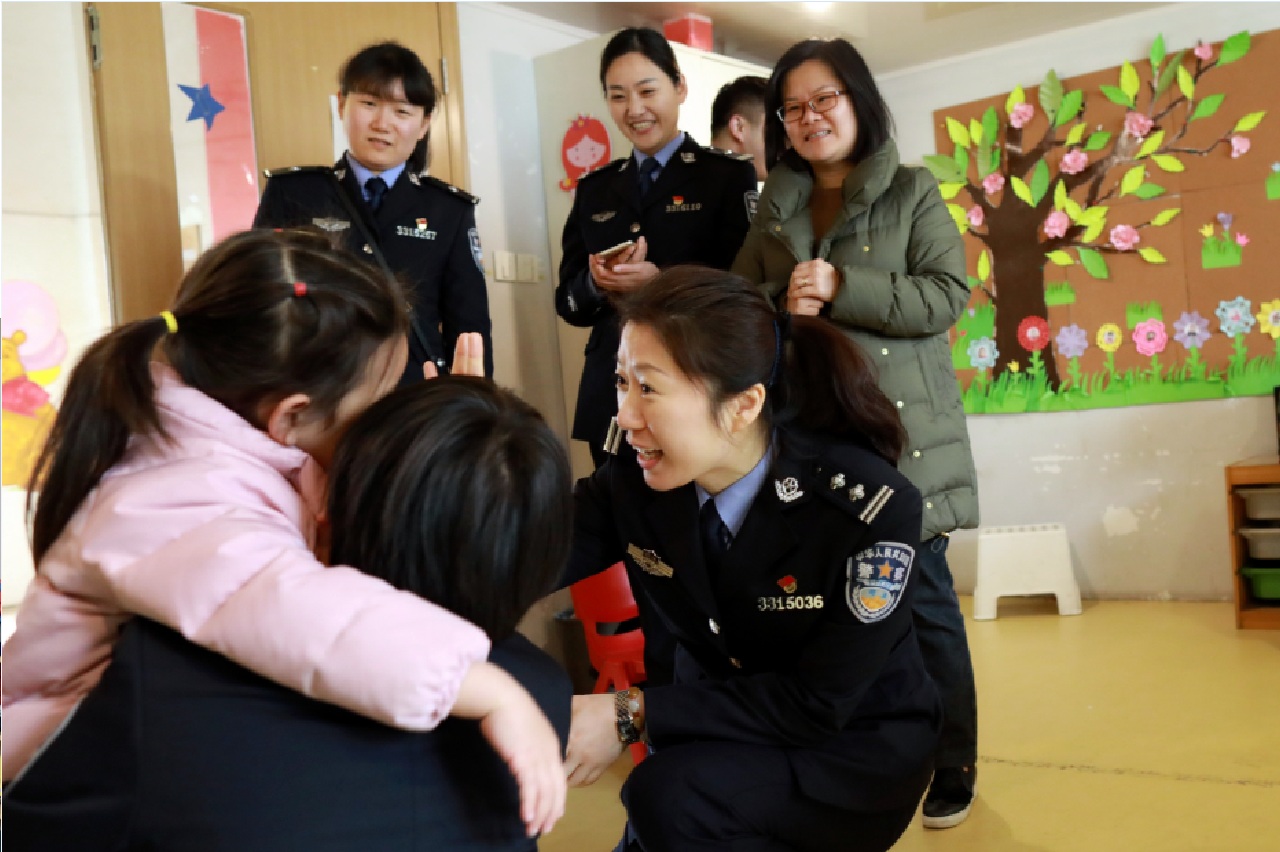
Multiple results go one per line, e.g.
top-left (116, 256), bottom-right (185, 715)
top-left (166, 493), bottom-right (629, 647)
top-left (982, 173), bottom-right (1005, 195)
top-left (1059, 149), bottom-right (1089, 175)
top-left (1009, 102), bottom-right (1034, 129)
top-left (1236, 232), bottom-right (1251, 247)
top-left (1124, 111), bottom-right (1154, 140)
top-left (1110, 224), bottom-right (1140, 251)
top-left (1132, 319), bottom-right (1168, 357)
top-left (1231, 135), bottom-right (1251, 158)
top-left (966, 205), bottom-right (985, 228)
top-left (1194, 40), bottom-right (1213, 61)
top-left (1043, 210), bottom-right (1070, 239)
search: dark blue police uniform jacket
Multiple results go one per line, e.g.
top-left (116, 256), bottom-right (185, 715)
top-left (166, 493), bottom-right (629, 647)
top-left (566, 431), bottom-right (942, 812)
top-left (253, 159), bottom-right (493, 383)
top-left (555, 136), bottom-right (757, 450)
top-left (2, 619), bottom-right (569, 852)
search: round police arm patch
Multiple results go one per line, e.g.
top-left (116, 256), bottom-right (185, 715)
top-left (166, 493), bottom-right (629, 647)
top-left (845, 542), bottom-right (914, 623)
top-left (468, 227), bottom-right (484, 272)
top-left (745, 189), bottom-right (759, 221)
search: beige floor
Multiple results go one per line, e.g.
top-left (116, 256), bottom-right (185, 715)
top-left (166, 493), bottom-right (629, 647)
top-left (540, 598), bottom-right (1280, 852)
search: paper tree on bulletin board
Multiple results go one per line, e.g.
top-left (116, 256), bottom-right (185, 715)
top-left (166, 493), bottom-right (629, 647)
top-left (930, 30), bottom-right (1279, 414)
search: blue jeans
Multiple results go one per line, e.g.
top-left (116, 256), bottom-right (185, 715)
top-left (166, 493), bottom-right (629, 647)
top-left (911, 535), bottom-right (978, 769)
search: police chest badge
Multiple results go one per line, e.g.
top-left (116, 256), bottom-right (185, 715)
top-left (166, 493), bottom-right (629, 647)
top-left (627, 543), bottom-right (673, 578)
top-left (846, 542), bottom-right (914, 623)
top-left (312, 217), bottom-right (350, 232)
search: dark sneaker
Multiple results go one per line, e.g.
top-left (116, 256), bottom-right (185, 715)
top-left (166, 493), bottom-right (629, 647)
top-left (922, 765), bottom-right (976, 829)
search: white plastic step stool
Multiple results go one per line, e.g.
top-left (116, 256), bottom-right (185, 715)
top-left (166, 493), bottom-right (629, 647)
top-left (973, 524), bottom-right (1081, 620)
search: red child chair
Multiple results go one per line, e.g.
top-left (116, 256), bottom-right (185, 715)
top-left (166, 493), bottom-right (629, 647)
top-left (569, 561), bottom-right (648, 764)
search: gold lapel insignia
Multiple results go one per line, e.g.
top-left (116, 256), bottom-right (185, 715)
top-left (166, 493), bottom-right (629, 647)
top-left (680, 152), bottom-right (696, 163)
top-left (830, 473), bottom-right (846, 489)
top-left (775, 476), bottom-right (803, 503)
top-left (627, 543), bottom-right (673, 578)
top-left (848, 484), bottom-right (865, 501)
top-left (334, 167), bottom-right (347, 181)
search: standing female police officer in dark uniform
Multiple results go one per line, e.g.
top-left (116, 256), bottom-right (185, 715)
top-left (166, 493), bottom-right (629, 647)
top-left (562, 267), bottom-right (942, 852)
top-left (255, 41), bottom-right (493, 383)
top-left (556, 28), bottom-right (758, 469)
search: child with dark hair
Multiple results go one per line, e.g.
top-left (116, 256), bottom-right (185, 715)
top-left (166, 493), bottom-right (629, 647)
top-left (563, 265), bottom-right (941, 852)
top-left (6, 377), bottom-right (575, 850)
top-left (2, 229), bottom-right (564, 838)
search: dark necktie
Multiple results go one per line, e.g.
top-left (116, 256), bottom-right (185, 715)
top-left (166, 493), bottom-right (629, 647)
top-left (700, 498), bottom-right (731, 582)
top-left (365, 176), bottom-right (388, 213)
top-left (637, 157), bottom-right (661, 197)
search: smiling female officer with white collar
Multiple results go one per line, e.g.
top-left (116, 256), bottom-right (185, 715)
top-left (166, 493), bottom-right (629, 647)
top-left (562, 267), bottom-right (941, 852)
top-left (254, 41), bottom-right (493, 383)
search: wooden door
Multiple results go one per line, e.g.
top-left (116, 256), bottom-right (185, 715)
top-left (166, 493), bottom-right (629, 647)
top-left (87, 2), bottom-right (468, 323)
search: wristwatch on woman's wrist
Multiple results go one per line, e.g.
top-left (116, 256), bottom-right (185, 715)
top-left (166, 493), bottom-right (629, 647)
top-left (614, 686), bottom-right (645, 745)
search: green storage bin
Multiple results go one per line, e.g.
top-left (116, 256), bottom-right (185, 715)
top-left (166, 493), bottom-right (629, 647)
top-left (1240, 565), bottom-right (1280, 601)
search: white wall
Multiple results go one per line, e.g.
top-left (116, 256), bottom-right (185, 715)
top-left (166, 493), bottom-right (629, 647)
top-left (457, 2), bottom-right (600, 445)
top-left (878, 1), bottom-right (1280, 599)
top-left (1, 2), bottom-right (114, 633)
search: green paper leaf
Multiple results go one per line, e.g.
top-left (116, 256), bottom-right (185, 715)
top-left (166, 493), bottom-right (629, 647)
top-left (1152, 154), bottom-right (1185, 172)
top-left (976, 144), bottom-right (992, 179)
top-left (1046, 250), bottom-right (1075, 266)
top-left (1054, 179), bottom-right (1067, 211)
top-left (938, 182), bottom-right (965, 200)
top-left (1078, 247), bottom-right (1110, 279)
top-left (1150, 208), bottom-right (1181, 227)
top-left (1155, 50), bottom-right (1186, 99)
top-left (1065, 123), bottom-right (1086, 146)
top-left (982, 106), bottom-right (999, 148)
top-left (1055, 90), bottom-right (1083, 127)
top-left (923, 155), bottom-right (964, 183)
top-left (946, 203), bottom-right (968, 234)
top-left (1191, 93), bottom-right (1225, 121)
top-left (1233, 110), bottom-right (1266, 133)
top-left (1177, 65), bottom-right (1195, 99)
top-left (969, 118), bottom-right (984, 146)
top-left (1005, 86), bottom-right (1025, 117)
top-left (1099, 85), bottom-right (1133, 108)
top-left (1138, 247), bottom-right (1167, 264)
top-left (1040, 70), bottom-right (1063, 119)
top-left (1136, 129), bottom-right (1165, 159)
top-left (1119, 165), bottom-right (1146, 197)
top-left (1030, 159), bottom-right (1051, 205)
top-left (1077, 206), bottom-right (1108, 227)
top-left (1218, 31), bottom-right (1251, 67)
top-left (1063, 197), bottom-right (1083, 222)
top-left (1134, 183), bottom-right (1166, 200)
top-left (977, 250), bottom-right (991, 282)
top-left (990, 147), bottom-right (1001, 175)
top-left (1119, 61), bottom-right (1140, 100)
top-left (1084, 131), bottom-right (1112, 151)
top-left (1010, 176), bottom-right (1033, 206)
top-left (954, 146), bottom-right (970, 177)
top-left (946, 116), bottom-right (971, 148)
top-left (1082, 220), bottom-right (1105, 243)
top-left (1150, 34), bottom-right (1166, 72)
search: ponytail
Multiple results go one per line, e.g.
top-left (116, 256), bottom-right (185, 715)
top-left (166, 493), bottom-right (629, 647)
top-left (28, 316), bottom-right (171, 563)
top-left (770, 315), bottom-right (906, 465)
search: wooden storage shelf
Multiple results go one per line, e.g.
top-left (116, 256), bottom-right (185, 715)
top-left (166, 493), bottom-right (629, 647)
top-left (1225, 456), bottom-right (1280, 629)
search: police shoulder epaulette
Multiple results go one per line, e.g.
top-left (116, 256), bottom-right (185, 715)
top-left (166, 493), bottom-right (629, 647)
top-left (579, 156), bottom-right (629, 184)
top-left (417, 174), bottom-right (479, 205)
top-left (262, 165), bottom-right (332, 180)
top-left (704, 146), bottom-right (754, 163)
top-left (812, 448), bottom-right (904, 526)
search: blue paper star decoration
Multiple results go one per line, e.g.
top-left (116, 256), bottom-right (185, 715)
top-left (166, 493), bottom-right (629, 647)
top-left (179, 83), bottom-right (225, 130)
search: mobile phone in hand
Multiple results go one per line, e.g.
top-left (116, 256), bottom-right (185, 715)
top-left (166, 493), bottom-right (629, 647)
top-left (595, 240), bottom-right (635, 263)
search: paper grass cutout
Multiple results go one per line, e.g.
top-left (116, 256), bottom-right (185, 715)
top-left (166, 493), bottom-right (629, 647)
top-left (1201, 212), bottom-right (1248, 269)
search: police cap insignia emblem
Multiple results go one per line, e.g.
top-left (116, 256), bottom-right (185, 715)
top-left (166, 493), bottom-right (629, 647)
top-left (846, 543), bottom-right (914, 623)
top-left (775, 476), bottom-right (803, 503)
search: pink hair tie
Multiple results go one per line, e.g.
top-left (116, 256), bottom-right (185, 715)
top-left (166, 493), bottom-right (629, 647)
top-left (293, 281), bottom-right (308, 297)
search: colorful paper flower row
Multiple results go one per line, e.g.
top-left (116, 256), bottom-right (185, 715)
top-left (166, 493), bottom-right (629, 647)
top-left (965, 298), bottom-right (1280, 368)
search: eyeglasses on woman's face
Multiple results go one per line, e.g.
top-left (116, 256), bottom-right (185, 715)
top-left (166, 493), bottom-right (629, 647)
top-left (776, 89), bottom-right (845, 124)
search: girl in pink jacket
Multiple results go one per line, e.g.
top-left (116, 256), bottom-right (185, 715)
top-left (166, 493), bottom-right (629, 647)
top-left (2, 228), bottom-right (564, 836)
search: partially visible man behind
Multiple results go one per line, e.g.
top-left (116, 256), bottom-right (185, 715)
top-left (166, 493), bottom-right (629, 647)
top-left (710, 75), bottom-right (769, 182)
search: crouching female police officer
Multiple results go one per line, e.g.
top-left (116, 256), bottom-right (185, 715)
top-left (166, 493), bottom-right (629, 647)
top-left (562, 266), bottom-right (942, 852)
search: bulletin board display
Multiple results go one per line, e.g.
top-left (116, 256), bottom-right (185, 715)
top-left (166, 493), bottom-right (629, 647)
top-left (930, 29), bottom-right (1280, 414)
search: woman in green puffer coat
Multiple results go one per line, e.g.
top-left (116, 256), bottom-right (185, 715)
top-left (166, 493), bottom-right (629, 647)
top-left (731, 36), bottom-right (982, 832)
